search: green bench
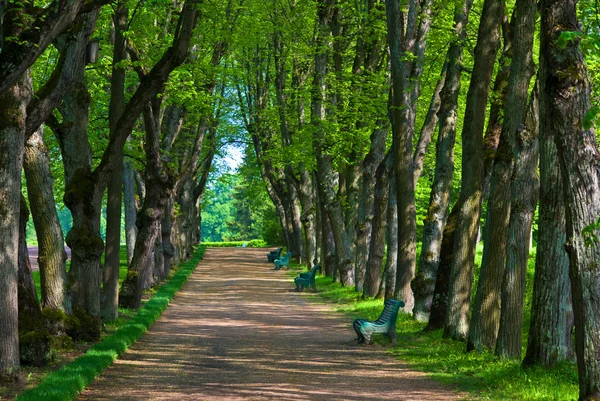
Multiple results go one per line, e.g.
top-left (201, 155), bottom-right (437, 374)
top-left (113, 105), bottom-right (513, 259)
top-left (294, 265), bottom-right (321, 291)
top-left (267, 247), bottom-right (283, 263)
top-left (274, 252), bottom-right (292, 270)
top-left (353, 298), bottom-right (405, 345)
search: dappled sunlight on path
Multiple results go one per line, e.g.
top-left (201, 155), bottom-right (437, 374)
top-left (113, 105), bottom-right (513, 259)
top-left (78, 248), bottom-right (464, 401)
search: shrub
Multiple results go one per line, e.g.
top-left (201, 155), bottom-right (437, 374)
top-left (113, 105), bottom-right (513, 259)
top-left (246, 239), bottom-right (268, 248)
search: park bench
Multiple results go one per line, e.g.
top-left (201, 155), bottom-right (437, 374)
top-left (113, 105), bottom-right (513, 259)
top-left (353, 298), bottom-right (405, 345)
top-left (267, 247), bottom-right (283, 262)
top-left (294, 265), bottom-right (321, 292)
top-left (274, 252), bottom-right (292, 270)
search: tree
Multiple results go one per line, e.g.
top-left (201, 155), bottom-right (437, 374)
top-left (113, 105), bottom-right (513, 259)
top-left (411, 0), bottom-right (474, 322)
top-left (539, 0), bottom-right (600, 397)
top-left (444, 0), bottom-right (504, 342)
top-left (468, 0), bottom-right (536, 353)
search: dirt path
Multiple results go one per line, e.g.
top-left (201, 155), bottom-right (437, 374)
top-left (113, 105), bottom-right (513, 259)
top-left (78, 248), bottom-right (465, 401)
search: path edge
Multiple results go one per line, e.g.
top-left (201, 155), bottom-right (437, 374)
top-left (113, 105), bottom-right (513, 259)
top-left (16, 246), bottom-right (207, 401)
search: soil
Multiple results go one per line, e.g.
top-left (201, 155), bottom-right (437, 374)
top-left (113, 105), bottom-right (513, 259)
top-left (74, 247), bottom-right (466, 400)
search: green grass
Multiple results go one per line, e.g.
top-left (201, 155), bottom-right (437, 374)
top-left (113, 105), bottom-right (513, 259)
top-left (17, 245), bottom-right (206, 401)
top-left (289, 245), bottom-right (579, 401)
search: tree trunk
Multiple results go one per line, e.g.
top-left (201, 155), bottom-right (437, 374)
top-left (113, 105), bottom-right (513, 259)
top-left (539, 1), bottom-right (600, 398)
top-left (412, 0), bottom-right (473, 322)
top-left (386, 0), bottom-right (417, 312)
top-left (153, 223), bottom-right (165, 282)
top-left (24, 128), bottom-right (69, 312)
top-left (312, 0), bottom-right (354, 286)
top-left (523, 92), bottom-right (573, 367)
top-left (316, 152), bottom-right (354, 285)
top-left (102, 2), bottom-right (128, 323)
top-left (56, 79), bottom-right (104, 326)
top-left (364, 156), bottom-right (390, 298)
top-left (298, 166), bottom-right (317, 266)
top-left (321, 203), bottom-right (336, 279)
top-left (283, 191), bottom-right (304, 264)
top-left (120, 104), bottom-right (173, 309)
top-left (162, 199), bottom-right (175, 277)
top-left (496, 86), bottom-right (539, 359)
top-left (18, 194), bottom-right (52, 367)
top-left (344, 159), bottom-right (361, 266)
top-left (468, 0), bottom-right (535, 353)
top-left (124, 160), bottom-right (137, 265)
top-left (444, 0), bottom-right (503, 342)
top-left (0, 72), bottom-right (31, 380)
top-left (424, 205), bottom-right (458, 332)
top-left (413, 65), bottom-right (447, 182)
top-left (482, 13), bottom-right (514, 200)
top-left (385, 169), bottom-right (399, 300)
top-left (356, 125), bottom-right (388, 292)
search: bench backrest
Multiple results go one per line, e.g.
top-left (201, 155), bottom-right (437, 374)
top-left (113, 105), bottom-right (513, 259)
top-left (374, 299), bottom-right (405, 328)
top-left (280, 252), bottom-right (292, 263)
top-left (307, 264), bottom-right (320, 279)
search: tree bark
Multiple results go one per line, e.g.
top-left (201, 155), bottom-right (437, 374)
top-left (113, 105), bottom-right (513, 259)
top-left (162, 198), bottom-right (175, 277)
top-left (356, 124), bottom-right (388, 292)
top-left (424, 205), bottom-right (458, 332)
top-left (482, 14), bottom-right (514, 200)
top-left (298, 166), bottom-right (317, 265)
top-left (153, 222), bottom-right (165, 282)
top-left (124, 160), bottom-right (137, 265)
top-left (385, 168), bottom-right (399, 300)
top-left (523, 92), bottom-right (574, 367)
top-left (539, 1), bottom-right (600, 398)
top-left (0, 72), bottom-right (31, 380)
top-left (412, 65), bottom-right (447, 182)
top-left (468, 0), bottom-right (535, 353)
top-left (57, 79), bottom-right (104, 323)
top-left (103, 1), bottom-right (128, 323)
top-left (119, 104), bottom-right (173, 309)
top-left (496, 86), bottom-right (539, 359)
top-left (523, 90), bottom-right (575, 366)
top-left (24, 128), bottom-right (69, 313)
top-left (386, 0), bottom-right (417, 311)
top-left (18, 194), bottom-right (51, 367)
top-left (312, 0), bottom-right (354, 286)
top-left (444, 0), bottom-right (503, 342)
top-left (321, 201), bottom-right (337, 279)
top-left (364, 154), bottom-right (390, 298)
top-left (412, 0), bottom-right (474, 322)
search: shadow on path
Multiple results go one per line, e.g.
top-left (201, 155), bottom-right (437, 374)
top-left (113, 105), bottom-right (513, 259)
top-left (78, 248), bottom-right (465, 401)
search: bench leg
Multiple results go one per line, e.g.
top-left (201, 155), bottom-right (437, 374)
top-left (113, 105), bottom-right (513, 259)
top-left (388, 328), bottom-right (398, 345)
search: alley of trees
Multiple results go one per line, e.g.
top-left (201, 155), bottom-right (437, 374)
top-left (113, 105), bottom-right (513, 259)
top-left (1, 0), bottom-right (600, 399)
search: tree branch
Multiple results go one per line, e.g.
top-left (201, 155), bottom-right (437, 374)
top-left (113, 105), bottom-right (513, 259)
top-left (0, 0), bottom-right (110, 95)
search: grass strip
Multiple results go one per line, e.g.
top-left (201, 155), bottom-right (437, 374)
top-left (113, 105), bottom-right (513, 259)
top-left (298, 273), bottom-right (578, 401)
top-left (17, 245), bottom-right (206, 401)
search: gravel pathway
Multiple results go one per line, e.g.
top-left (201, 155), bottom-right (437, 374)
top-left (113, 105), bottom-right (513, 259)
top-left (78, 247), bottom-right (465, 401)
